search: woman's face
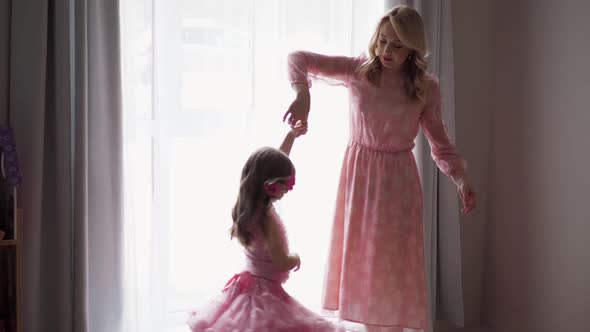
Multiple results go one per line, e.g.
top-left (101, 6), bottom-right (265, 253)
top-left (375, 21), bottom-right (412, 70)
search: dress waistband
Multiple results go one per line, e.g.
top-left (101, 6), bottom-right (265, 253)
top-left (244, 259), bottom-right (289, 283)
top-left (348, 140), bottom-right (413, 154)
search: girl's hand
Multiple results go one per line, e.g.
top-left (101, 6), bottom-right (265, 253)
top-left (289, 120), bottom-right (308, 138)
top-left (456, 178), bottom-right (477, 214)
top-left (283, 90), bottom-right (310, 127)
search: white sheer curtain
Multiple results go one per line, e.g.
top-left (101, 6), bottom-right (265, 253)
top-left (120, 1), bottom-right (382, 331)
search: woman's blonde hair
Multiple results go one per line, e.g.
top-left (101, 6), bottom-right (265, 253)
top-left (358, 5), bottom-right (429, 100)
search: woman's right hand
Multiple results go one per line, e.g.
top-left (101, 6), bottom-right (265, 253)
top-left (283, 88), bottom-right (310, 127)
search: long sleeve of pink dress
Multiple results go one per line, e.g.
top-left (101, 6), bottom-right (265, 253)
top-left (288, 50), bottom-right (466, 331)
top-left (419, 76), bottom-right (466, 178)
top-left (288, 50), bottom-right (361, 87)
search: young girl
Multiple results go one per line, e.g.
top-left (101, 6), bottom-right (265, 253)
top-left (283, 5), bottom-right (477, 332)
top-left (187, 122), bottom-right (343, 332)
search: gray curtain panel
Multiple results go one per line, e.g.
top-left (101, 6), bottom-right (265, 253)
top-left (74, 0), bottom-right (124, 331)
top-left (414, 1), bottom-right (465, 328)
top-left (6, 0), bottom-right (123, 331)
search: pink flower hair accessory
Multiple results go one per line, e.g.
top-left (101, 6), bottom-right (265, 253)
top-left (264, 176), bottom-right (296, 198)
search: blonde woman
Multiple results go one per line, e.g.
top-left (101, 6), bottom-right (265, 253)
top-left (284, 5), bottom-right (476, 331)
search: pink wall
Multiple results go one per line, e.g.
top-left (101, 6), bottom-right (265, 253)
top-left (483, 0), bottom-right (590, 331)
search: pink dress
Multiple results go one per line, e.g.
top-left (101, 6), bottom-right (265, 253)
top-left (187, 206), bottom-right (344, 332)
top-left (288, 51), bottom-right (466, 330)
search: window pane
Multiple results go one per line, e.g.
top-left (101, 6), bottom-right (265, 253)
top-left (122, 1), bottom-right (386, 331)
top-left (180, 0), bottom-right (253, 111)
top-left (121, 0), bottom-right (153, 119)
top-left (166, 137), bottom-right (252, 311)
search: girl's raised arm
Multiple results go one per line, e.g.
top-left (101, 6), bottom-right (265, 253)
top-left (279, 121), bottom-right (307, 156)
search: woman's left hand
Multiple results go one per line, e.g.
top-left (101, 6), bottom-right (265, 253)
top-left (456, 178), bottom-right (477, 214)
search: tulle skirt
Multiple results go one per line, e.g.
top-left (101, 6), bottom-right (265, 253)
top-left (187, 271), bottom-right (344, 332)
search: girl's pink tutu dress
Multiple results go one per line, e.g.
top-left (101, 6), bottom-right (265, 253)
top-left (188, 207), bottom-right (343, 332)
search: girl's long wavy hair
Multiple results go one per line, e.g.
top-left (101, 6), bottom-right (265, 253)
top-left (230, 147), bottom-right (295, 247)
top-left (358, 5), bottom-right (429, 101)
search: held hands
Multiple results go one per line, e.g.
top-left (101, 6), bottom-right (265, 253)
top-left (279, 119), bottom-right (308, 155)
top-left (289, 120), bottom-right (308, 138)
top-left (455, 177), bottom-right (477, 214)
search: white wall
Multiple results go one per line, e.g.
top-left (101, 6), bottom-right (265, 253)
top-left (483, 0), bottom-right (590, 331)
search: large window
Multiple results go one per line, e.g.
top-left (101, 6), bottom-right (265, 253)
top-left (120, 1), bottom-right (382, 331)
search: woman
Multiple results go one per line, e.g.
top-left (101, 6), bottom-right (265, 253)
top-left (283, 5), bottom-right (477, 331)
